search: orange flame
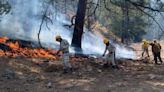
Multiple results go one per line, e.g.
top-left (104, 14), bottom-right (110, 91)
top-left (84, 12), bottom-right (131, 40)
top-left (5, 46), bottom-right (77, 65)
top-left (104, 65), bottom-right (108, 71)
top-left (0, 50), bottom-right (5, 56)
top-left (0, 36), bottom-right (58, 60)
top-left (0, 36), bottom-right (9, 43)
top-left (7, 42), bottom-right (20, 50)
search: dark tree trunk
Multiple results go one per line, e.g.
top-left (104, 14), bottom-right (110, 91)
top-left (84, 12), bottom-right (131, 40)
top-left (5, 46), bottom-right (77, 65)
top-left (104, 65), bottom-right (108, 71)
top-left (71, 0), bottom-right (87, 49)
top-left (121, 0), bottom-right (129, 44)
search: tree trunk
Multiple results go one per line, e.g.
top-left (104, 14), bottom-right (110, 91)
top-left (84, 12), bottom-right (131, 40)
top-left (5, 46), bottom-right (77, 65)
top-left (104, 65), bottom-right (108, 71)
top-left (71, 0), bottom-right (87, 49)
top-left (121, 0), bottom-right (129, 44)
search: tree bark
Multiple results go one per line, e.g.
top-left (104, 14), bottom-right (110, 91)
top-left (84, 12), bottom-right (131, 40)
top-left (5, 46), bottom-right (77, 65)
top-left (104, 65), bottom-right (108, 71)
top-left (121, 0), bottom-right (129, 44)
top-left (71, 0), bottom-right (87, 49)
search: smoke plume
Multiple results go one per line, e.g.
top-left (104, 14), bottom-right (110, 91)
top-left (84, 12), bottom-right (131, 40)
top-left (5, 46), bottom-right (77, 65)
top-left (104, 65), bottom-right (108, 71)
top-left (0, 0), bottom-right (136, 59)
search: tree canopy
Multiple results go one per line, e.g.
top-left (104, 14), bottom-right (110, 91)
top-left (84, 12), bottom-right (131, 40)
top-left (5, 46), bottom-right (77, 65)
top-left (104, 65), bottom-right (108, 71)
top-left (41, 0), bottom-right (164, 48)
top-left (0, 0), bottom-right (11, 15)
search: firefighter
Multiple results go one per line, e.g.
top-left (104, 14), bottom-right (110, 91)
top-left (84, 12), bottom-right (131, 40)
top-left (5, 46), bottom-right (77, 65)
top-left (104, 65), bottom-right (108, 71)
top-left (141, 39), bottom-right (150, 58)
top-left (56, 35), bottom-right (72, 73)
top-left (150, 40), bottom-right (163, 64)
top-left (102, 38), bottom-right (118, 69)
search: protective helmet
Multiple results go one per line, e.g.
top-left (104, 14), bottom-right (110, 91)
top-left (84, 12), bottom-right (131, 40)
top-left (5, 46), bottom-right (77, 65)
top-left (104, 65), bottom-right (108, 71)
top-left (55, 35), bottom-right (61, 41)
top-left (142, 39), bottom-right (146, 42)
top-left (103, 38), bottom-right (109, 44)
top-left (153, 39), bottom-right (157, 43)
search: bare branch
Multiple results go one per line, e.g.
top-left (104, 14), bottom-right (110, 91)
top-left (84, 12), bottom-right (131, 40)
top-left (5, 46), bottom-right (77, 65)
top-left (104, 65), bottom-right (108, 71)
top-left (87, 0), bottom-right (99, 17)
top-left (104, 0), bottom-right (121, 15)
top-left (132, 5), bottom-right (164, 40)
top-left (64, 15), bottom-right (76, 28)
top-left (38, 4), bottom-right (53, 48)
top-left (127, 0), bottom-right (161, 12)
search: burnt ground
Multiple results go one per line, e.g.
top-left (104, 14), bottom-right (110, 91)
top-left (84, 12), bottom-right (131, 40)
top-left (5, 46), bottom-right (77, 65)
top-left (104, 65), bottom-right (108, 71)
top-left (0, 55), bottom-right (164, 92)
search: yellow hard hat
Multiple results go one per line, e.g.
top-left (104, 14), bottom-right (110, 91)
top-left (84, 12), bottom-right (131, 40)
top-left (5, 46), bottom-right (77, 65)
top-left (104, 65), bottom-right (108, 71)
top-left (142, 39), bottom-right (146, 42)
top-left (103, 38), bottom-right (109, 44)
top-left (142, 39), bottom-right (149, 44)
top-left (55, 35), bottom-right (61, 41)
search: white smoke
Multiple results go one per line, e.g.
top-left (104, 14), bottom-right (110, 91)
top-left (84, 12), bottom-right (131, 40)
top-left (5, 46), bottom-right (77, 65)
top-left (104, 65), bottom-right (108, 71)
top-left (114, 44), bottom-right (136, 59)
top-left (0, 0), bottom-right (136, 59)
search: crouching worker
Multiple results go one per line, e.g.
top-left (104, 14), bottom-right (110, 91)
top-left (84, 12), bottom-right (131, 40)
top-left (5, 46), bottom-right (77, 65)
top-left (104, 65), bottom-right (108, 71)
top-left (102, 39), bottom-right (118, 69)
top-left (56, 35), bottom-right (72, 73)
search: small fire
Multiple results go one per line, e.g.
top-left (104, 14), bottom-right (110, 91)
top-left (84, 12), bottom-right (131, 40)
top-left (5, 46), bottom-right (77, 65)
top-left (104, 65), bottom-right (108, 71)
top-left (0, 36), bottom-right (8, 43)
top-left (0, 36), bottom-right (58, 59)
top-left (0, 50), bottom-right (5, 55)
top-left (0, 36), bottom-right (91, 63)
top-left (7, 42), bottom-right (19, 50)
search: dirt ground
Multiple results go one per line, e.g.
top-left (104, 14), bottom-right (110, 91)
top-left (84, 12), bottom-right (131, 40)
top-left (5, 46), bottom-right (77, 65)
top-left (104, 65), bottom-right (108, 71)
top-left (0, 58), bottom-right (164, 92)
top-left (0, 42), bottom-right (164, 92)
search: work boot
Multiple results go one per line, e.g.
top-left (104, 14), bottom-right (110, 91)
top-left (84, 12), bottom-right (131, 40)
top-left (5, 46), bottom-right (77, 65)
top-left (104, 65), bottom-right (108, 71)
top-left (69, 67), bottom-right (73, 72)
top-left (63, 69), bottom-right (68, 74)
top-left (112, 65), bottom-right (119, 69)
top-left (160, 61), bottom-right (163, 64)
top-left (103, 63), bottom-right (109, 68)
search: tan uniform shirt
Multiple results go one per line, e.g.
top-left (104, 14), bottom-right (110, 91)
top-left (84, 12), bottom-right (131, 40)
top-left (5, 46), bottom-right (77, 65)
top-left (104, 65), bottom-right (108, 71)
top-left (60, 39), bottom-right (69, 53)
top-left (103, 44), bottom-right (115, 56)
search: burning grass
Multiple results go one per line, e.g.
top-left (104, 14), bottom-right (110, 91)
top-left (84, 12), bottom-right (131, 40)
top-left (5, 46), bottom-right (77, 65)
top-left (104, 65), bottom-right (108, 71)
top-left (0, 36), bottom-right (58, 59)
top-left (0, 36), bottom-right (93, 63)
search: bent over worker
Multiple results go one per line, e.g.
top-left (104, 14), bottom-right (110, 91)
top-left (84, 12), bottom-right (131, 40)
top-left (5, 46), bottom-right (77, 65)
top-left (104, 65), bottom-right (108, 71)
top-left (102, 39), bottom-right (118, 69)
top-left (150, 40), bottom-right (163, 64)
top-left (56, 35), bottom-right (72, 73)
top-left (141, 40), bottom-right (150, 58)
